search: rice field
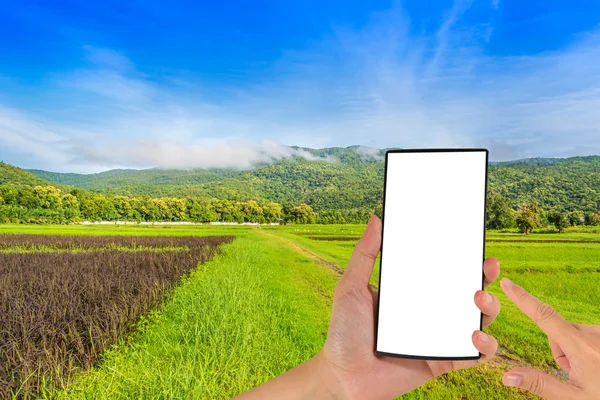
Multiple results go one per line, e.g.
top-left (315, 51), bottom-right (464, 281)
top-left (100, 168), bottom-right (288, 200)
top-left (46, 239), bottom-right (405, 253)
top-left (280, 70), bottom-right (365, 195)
top-left (0, 223), bottom-right (598, 399)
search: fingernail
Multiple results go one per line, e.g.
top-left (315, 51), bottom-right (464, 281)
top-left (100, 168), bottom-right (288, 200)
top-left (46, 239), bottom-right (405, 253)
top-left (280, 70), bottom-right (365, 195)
top-left (501, 278), bottom-right (515, 291)
top-left (503, 373), bottom-right (522, 387)
top-left (478, 331), bottom-right (490, 343)
top-left (484, 292), bottom-right (493, 305)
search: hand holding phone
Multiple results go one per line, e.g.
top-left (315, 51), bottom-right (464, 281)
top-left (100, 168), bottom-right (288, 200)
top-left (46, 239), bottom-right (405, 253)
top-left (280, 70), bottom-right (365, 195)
top-left (320, 216), bottom-right (501, 400)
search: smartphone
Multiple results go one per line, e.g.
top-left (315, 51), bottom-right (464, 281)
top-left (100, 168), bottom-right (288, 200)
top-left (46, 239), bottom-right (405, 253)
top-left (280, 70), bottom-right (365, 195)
top-left (375, 149), bottom-right (488, 360)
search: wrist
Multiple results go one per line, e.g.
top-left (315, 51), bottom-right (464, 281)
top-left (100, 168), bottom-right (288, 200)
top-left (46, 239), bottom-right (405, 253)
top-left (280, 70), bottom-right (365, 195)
top-left (307, 351), bottom-right (347, 400)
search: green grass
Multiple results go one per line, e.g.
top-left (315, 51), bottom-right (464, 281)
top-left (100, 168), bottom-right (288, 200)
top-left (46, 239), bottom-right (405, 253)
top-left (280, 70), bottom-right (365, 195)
top-left (487, 241), bottom-right (600, 272)
top-left (49, 229), bottom-right (338, 399)
top-left (4, 223), bottom-right (598, 399)
top-left (270, 227), bottom-right (600, 379)
top-left (486, 226), bottom-right (600, 239)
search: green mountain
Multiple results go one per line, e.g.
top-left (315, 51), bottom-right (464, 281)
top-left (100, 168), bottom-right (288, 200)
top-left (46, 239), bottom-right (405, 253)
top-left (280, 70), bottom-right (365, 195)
top-left (0, 162), bottom-right (64, 188)
top-left (23, 148), bottom-right (600, 213)
top-left (488, 155), bottom-right (600, 212)
top-left (28, 168), bottom-right (243, 198)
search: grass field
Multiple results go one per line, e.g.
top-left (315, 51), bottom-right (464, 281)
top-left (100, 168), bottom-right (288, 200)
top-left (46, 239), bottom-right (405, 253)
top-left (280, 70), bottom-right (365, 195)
top-left (1, 223), bottom-right (598, 399)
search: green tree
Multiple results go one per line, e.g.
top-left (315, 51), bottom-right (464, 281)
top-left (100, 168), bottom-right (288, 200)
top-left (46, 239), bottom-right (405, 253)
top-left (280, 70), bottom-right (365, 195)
top-left (138, 197), bottom-right (161, 221)
top-left (0, 186), bottom-right (18, 205)
top-left (112, 196), bottom-right (132, 220)
top-left (291, 203), bottom-right (316, 224)
top-left (592, 212), bottom-right (600, 226)
top-left (18, 188), bottom-right (38, 209)
top-left (33, 186), bottom-right (62, 209)
top-left (95, 195), bottom-right (117, 221)
top-left (486, 193), bottom-right (515, 229)
top-left (165, 198), bottom-right (186, 221)
top-left (551, 212), bottom-right (570, 233)
top-left (186, 198), bottom-right (218, 222)
top-left (152, 199), bottom-right (171, 221)
top-left (241, 200), bottom-right (263, 223)
top-left (61, 193), bottom-right (80, 221)
top-left (262, 202), bottom-right (283, 223)
top-left (516, 201), bottom-right (541, 235)
top-left (568, 211), bottom-right (585, 226)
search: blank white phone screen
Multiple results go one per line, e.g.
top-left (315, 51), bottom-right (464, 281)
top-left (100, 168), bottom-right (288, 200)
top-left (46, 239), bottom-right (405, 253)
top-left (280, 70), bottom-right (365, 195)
top-left (376, 150), bottom-right (487, 359)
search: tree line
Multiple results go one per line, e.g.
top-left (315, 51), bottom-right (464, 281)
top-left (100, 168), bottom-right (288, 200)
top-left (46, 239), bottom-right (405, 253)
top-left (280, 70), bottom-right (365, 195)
top-left (486, 193), bottom-right (600, 234)
top-left (0, 185), bottom-right (379, 225)
top-left (1, 184), bottom-right (599, 230)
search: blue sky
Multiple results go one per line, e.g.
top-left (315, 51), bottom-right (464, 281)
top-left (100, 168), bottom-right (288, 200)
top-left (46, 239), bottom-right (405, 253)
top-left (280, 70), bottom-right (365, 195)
top-left (1, 0), bottom-right (599, 172)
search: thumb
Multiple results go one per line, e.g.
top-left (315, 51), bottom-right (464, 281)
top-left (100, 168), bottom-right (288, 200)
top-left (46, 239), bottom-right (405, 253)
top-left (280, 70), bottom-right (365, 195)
top-left (503, 368), bottom-right (577, 400)
top-left (340, 215), bottom-right (381, 289)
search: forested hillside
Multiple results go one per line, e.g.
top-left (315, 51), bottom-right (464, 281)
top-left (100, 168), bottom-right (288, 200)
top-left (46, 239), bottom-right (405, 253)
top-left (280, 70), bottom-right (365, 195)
top-left (0, 162), bottom-right (63, 188)
top-left (27, 148), bottom-right (600, 213)
top-left (29, 168), bottom-right (243, 197)
top-left (488, 156), bottom-right (600, 212)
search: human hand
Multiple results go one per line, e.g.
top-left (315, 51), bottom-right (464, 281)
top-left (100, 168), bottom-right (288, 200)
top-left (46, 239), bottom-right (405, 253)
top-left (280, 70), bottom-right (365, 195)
top-left (317, 216), bottom-right (501, 400)
top-left (500, 278), bottom-right (600, 399)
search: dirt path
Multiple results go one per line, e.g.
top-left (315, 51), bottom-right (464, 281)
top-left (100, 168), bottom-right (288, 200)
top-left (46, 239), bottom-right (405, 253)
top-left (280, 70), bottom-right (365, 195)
top-left (286, 237), bottom-right (345, 275)
top-left (258, 229), bottom-right (345, 275)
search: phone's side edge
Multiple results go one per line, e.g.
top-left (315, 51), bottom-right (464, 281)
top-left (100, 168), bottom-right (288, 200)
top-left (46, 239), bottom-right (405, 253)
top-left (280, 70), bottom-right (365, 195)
top-left (374, 151), bottom-right (390, 355)
top-left (477, 148), bottom-right (490, 360)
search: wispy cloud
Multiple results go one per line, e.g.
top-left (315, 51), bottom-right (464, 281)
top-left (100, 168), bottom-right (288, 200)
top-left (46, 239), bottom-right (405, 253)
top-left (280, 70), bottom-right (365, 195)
top-left (1, 3), bottom-right (599, 172)
top-left (84, 46), bottom-right (134, 71)
top-left (58, 47), bottom-right (155, 106)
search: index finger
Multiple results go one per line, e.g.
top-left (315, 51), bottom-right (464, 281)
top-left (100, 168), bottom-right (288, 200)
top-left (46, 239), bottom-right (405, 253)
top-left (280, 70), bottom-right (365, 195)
top-left (500, 278), bottom-right (583, 355)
